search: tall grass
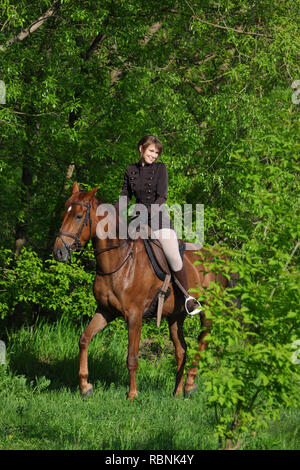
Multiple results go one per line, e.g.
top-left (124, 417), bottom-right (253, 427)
top-left (0, 318), bottom-right (299, 450)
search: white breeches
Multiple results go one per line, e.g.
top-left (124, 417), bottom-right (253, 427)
top-left (152, 228), bottom-right (183, 272)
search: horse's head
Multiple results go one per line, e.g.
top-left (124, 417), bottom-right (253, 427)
top-left (53, 182), bottom-right (98, 262)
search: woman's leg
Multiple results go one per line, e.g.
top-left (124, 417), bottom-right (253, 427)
top-left (153, 228), bottom-right (201, 315)
top-left (153, 228), bottom-right (183, 272)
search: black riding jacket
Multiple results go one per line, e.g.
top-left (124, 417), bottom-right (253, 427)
top-left (115, 160), bottom-right (173, 231)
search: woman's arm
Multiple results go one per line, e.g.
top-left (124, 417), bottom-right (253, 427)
top-left (151, 163), bottom-right (168, 210)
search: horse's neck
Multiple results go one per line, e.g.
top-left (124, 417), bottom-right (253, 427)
top-left (92, 197), bottom-right (128, 238)
top-left (91, 202), bottom-right (129, 269)
top-left (92, 234), bottom-right (128, 252)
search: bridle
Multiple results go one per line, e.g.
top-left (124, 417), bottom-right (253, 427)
top-left (58, 201), bottom-right (92, 255)
top-left (57, 199), bottom-right (133, 275)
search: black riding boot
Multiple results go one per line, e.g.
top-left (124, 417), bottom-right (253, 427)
top-left (173, 265), bottom-right (202, 315)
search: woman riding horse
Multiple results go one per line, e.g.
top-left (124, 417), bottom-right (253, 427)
top-left (114, 135), bottom-right (201, 316)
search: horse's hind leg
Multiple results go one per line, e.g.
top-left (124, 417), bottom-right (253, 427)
top-left (184, 311), bottom-right (211, 396)
top-left (79, 311), bottom-right (112, 397)
top-left (168, 316), bottom-right (187, 397)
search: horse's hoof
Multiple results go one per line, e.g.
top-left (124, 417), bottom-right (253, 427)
top-left (81, 385), bottom-right (93, 398)
top-left (184, 385), bottom-right (197, 398)
top-left (127, 392), bottom-right (138, 401)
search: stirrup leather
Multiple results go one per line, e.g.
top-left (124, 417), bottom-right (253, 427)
top-left (185, 295), bottom-right (202, 316)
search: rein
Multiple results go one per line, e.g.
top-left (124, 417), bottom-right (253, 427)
top-left (96, 241), bottom-right (133, 276)
top-left (58, 199), bottom-right (133, 276)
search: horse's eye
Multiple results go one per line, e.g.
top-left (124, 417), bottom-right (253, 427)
top-left (76, 214), bottom-right (83, 220)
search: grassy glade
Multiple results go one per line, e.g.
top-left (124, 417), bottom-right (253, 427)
top-left (0, 318), bottom-right (217, 451)
top-left (0, 314), bottom-right (299, 450)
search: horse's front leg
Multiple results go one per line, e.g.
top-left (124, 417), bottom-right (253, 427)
top-left (79, 311), bottom-right (111, 397)
top-left (126, 311), bottom-right (142, 401)
top-left (168, 315), bottom-right (187, 397)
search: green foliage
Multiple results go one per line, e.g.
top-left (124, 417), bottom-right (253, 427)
top-left (0, 248), bottom-right (96, 322)
top-left (188, 245), bottom-right (300, 449)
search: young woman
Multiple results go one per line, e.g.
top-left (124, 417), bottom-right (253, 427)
top-left (115, 135), bottom-right (201, 315)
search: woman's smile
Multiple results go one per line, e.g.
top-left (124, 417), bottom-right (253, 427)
top-left (140, 143), bottom-right (160, 165)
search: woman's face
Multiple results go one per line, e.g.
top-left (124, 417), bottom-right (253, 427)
top-left (139, 144), bottom-right (160, 165)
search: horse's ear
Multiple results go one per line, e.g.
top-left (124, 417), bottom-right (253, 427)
top-left (88, 185), bottom-right (99, 198)
top-left (72, 182), bottom-right (80, 194)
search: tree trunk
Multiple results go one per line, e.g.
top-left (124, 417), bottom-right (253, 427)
top-left (15, 164), bottom-right (33, 256)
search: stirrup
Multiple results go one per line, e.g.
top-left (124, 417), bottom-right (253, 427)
top-left (185, 295), bottom-right (202, 316)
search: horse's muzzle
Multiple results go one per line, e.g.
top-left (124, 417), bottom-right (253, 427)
top-left (53, 242), bottom-right (70, 263)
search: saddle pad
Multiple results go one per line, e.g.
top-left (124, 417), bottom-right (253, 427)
top-left (143, 238), bottom-right (186, 281)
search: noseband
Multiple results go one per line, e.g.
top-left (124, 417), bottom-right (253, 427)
top-left (58, 201), bottom-right (92, 255)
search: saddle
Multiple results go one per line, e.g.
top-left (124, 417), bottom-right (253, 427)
top-left (142, 227), bottom-right (202, 327)
top-left (144, 238), bottom-right (202, 278)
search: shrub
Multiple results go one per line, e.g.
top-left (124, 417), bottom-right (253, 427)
top-left (0, 248), bottom-right (96, 324)
top-left (189, 245), bottom-right (300, 450)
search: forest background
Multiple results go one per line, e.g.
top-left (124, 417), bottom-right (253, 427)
top-left (0, 0), bottom-right (299, 450)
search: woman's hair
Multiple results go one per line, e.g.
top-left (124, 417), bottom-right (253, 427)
top-left (137, 135), bottom-right (163, 156)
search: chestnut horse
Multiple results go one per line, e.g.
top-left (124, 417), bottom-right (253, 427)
top-left (53, 182), bottom-right (228, 399)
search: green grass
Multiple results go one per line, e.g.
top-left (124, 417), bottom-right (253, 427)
top-left (0, 318), bottom-right (299, 450)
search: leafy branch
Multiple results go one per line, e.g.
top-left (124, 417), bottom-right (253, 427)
top-left (0, 1), bottom-right (61, 51)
